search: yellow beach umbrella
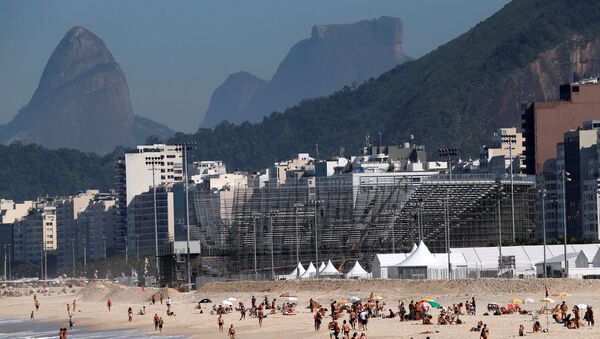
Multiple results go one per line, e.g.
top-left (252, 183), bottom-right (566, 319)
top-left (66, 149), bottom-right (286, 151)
top-left (423, 297), bottom-right (434, 302)
top-left (370, 295), bottom-right (383, 301)
top-left (510, 298), bottom-right (523, 304)
top-left (541, 297), bottom-right (555, 303)
top-left (551, 292), bottom-right (570, 297)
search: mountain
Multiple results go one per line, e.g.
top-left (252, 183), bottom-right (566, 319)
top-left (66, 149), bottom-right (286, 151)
top-left (172, 0), bottom-right (600, 171)
top-left (0, 26), bottom-right (173, 154)
top-left (201, 16), bottom-right (412, 127)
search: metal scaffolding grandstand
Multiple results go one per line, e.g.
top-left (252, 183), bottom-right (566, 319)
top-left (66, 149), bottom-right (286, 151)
top-left (190, 173), bottom-right (537, 276)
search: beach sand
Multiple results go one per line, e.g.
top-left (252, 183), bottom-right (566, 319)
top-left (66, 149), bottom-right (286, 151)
top-left (1, 279), bottom-right (600, 338)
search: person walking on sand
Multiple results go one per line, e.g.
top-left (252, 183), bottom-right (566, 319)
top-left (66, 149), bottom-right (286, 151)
top-left (228, 324), bottom-right (236, 339)
top-left (314, 309), bottom-right (322, 331)
top-left (30, 310), bottom-right (34, 320)
top-left (69, 315), bottom-right (74, 330)
top-left (128, 307), bottom-right (133, 322)
top-left (35, 299), bottom-right (40, 311)
top-left (154, 313), bottom-right (160, 331)
top-left (158, 316), bottom-right (164, 333)
top-left (72, 299), bottom-right (77, 313)
top-left (66, 303), bottom-right (70, 315)
top-left (258, 305), bottom-right (264, 327)
top-left (107, 298), bottom-right (112, 311)
top-left (152, 294), bottom-right (156, 305)
top-left (160, 294), bottom-right (164, 305)
top-left (218, 314), bottom-right (224, 332)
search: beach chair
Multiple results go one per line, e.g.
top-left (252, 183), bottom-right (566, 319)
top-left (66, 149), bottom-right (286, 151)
top-left (536, 306), bottom-right (547, 316)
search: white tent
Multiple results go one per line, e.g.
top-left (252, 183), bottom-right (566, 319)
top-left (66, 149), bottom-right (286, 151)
top-left (371, 253), bottom-right (408, 278)
top-left (287, 262), bottom-right (306, 279)
top-left (317, 262), bottom-right (326, 273)
top-left (409, 243), bottom-right (418, 254)
top-left (300, 262), bottom-right (317, 279)
top-left (346, 261), bottom-right (370, 279)
top-left (320, 260), bottom-right (341, 276)
top-left (395, 241), bottom-right (445, 279)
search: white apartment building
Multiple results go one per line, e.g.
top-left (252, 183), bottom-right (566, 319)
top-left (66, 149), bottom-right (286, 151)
top-left (191, 160), bottom-right (227, 184)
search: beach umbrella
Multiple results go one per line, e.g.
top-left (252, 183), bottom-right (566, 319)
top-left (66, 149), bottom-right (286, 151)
top-left (523, 298), bottom-right (534, 304)
top-left (279, 292), bottom-right (296, 298)
top-left (541, 297), bottom-right (554, 303)
top-left (422, 297), bottom-right (434, 302)
top-left (221, 300), bottom-right (233, 306)
top-left (577, 303), bottom-right (588, 310)
top-left (541, 297), bottom-right (554, 332)
top-left (509, 298), bottom-right (523, 304)
top-left (199, 298), bottom-right (212, 303)
top-left (426, 300), bottom-right (441, 308)
top-left (370, 295), bottom-right (383, 301)
top-left (227, 297), bottom-right (237, 302)
top-left (550, 291), bottom-right (570, 302)
top-left (348, 296), bottom-right (361, 302)
top-left (421, 302), bottom-right (432, 310)
top-left (287, 297), bottom-right (298, 302)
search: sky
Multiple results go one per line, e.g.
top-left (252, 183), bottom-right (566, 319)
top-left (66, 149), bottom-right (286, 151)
top-left (0, 0), bottom-right (509, 132)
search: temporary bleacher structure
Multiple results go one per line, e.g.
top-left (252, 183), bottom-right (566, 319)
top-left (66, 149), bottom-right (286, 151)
top-left (346, 261), bottom-right (371, 279)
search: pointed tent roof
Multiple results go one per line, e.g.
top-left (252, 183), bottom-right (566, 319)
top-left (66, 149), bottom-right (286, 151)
top-left (409, 243), bottom-right (418, 254)
top-left (320, 260), bottom-right (341, 275)
top-left (397, 241), bottom-right (444, 268)
top-left (346, 261), bottom-right (370, 278)
top-left (318, 262), bottom-right (326, 273)
top-left (288, 262), bottom-right (306, 276)
top-left (300, 262), bottom-right (317, 279)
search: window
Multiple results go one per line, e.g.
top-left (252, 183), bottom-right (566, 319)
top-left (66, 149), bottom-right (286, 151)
top-left (167, 155), bottom-right (176, 158)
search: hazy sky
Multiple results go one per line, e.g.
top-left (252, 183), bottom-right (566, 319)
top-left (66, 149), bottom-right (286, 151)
top-left (0, 0), bottom-right (509, 132)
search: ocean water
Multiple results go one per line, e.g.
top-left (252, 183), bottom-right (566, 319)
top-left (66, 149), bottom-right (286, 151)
top-left (0, 318), bottom-right (185, 338)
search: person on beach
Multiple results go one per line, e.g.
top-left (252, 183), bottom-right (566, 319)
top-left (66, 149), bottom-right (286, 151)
top-left (35, 299), bottom-right (40, 311)
top-left (69, 315), bottom-right (74, 330)
top-left (314, 309), bottom-right (322, 330)
top-left (573, 305), bottom-right (582, 328)
top-left (359, 333), bottom-right (366, 339)
top-left (472, 297), bottom-right (476, 315)
top-left (533, 321), bottom-right (541, 332)
top-left (309, 298), bottom-right (314, 313)
top-left (228, 324), bottom-right (236, 339)
top-left (257, 305), bottom-right (264, 327)
top-left (342, 319), bottom-right (351, 338)
top-left (72, 299), bottom-right (77, 313)
top-left (584, 306), bottom-right (594, 326)
top-left (480, 324), bottom-right (489, 339)
top-left (560, 301), bottom-right (568, 320)
top-left (160, 294), bottom-right (163, 305)
top-left (166, 296), bottom-right (172, 311)
top-left (151, 294), bottom-right (156, 305)
top-left (128, 307), bottom-right (133, 322)
top-left (239, 303), bottom-right (246, 320)
top-left (158, 316), bottom-right (164, 333)
top-left (30, 310), bottom-right (34, 320)
top-left (107, 298), bottom-right (112, 311)
top-left (251, 295), bottom-right (256, 309)
top-left (154, 313), bottom-right (159, 331)
top-left (218, 314), bottom-right (225, 332)
top-left (67, 303), bottom-right (70, 315)
top-left (518, 324), bottom-right (525, 336)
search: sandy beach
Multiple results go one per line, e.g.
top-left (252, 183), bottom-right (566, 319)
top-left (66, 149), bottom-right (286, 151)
top-left (1, 279), bottom-right (600, 338)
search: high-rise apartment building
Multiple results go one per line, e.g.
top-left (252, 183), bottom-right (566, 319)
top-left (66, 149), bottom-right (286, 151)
top-left (523, 79), bottom-right (600, 174)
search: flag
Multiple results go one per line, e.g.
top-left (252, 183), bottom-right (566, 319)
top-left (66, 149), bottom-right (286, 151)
top-left (141, 285), bottom-right (145, 293)
top-left (544, 284), bottom-right (549, 298)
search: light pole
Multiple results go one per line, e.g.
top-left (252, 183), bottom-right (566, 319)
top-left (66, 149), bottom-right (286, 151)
top-left (3, 245), bottom-right (7, 281)
top-left (538, 188), bottom-right (548, 278)
top-left (124, 236), bottom-right (128, 263)
top-left (501, 134), bottom-right (517, 243)
top-left (438, 148), bottom-right (458, 181)
top-left (252, 215), bottom-right (260, 279)
top-left (145, 155), bottom-right (163, 285)
top-left (559, 170), bottom-right (571, 277)
top-left (103, 236), bottom-right (107, 261)
top-left (496, 181), bottom-right (505, 274)
top-left (267, 209), bottom-right (279, 280)
top-left (6, 244), bottom-right (11, 280)
top-left (445, 189), bottom-right (451, 279)
top-left (312, 200), bottom-right (323, 278)
top-left (176, 143), bottom-right (196, 289)
top-left (83, 238), bottom-right (87, 276)
top-left (293, 203), bottom-right (304, 279)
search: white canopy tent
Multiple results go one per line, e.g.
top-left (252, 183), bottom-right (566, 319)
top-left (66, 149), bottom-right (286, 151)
top-left (320, 260), bottom-right (341, 276)
top-left (409, 243), bottom-right (418, 254)
top-left (300, 262), bottom-right (317, 279)
top-left (346, 261), bottom-right (370, 279)
top-left (371, 253), bottom-right (408, 278)
top-left (285, 262), bottom-right (306, 279)
top-left (395, 241), bottom-right (445, 279)
top-left (317, 262), bottom-right (326, 273)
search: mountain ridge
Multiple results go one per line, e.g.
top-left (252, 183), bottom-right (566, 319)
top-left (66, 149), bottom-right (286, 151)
top-left (201, 16), bottom-right (412, 127)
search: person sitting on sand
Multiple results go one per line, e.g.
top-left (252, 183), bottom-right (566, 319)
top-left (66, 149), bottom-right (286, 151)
top-left (480, 324), bottom-right (489, 339)
top-left (138, 306), bottom-right (146, 315)
top-left (518, 324), bottom-right (525, 336)
top-left (359, 332), bottom-right (367, 339)
top-left (437, 314), bottom-right (447, 325)
top-left (422, 315), bottom-right (433, 325)
top-left (470, 321), bottom-right (483, 332)
top-left (533, 321), bottom-right (541, 332)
